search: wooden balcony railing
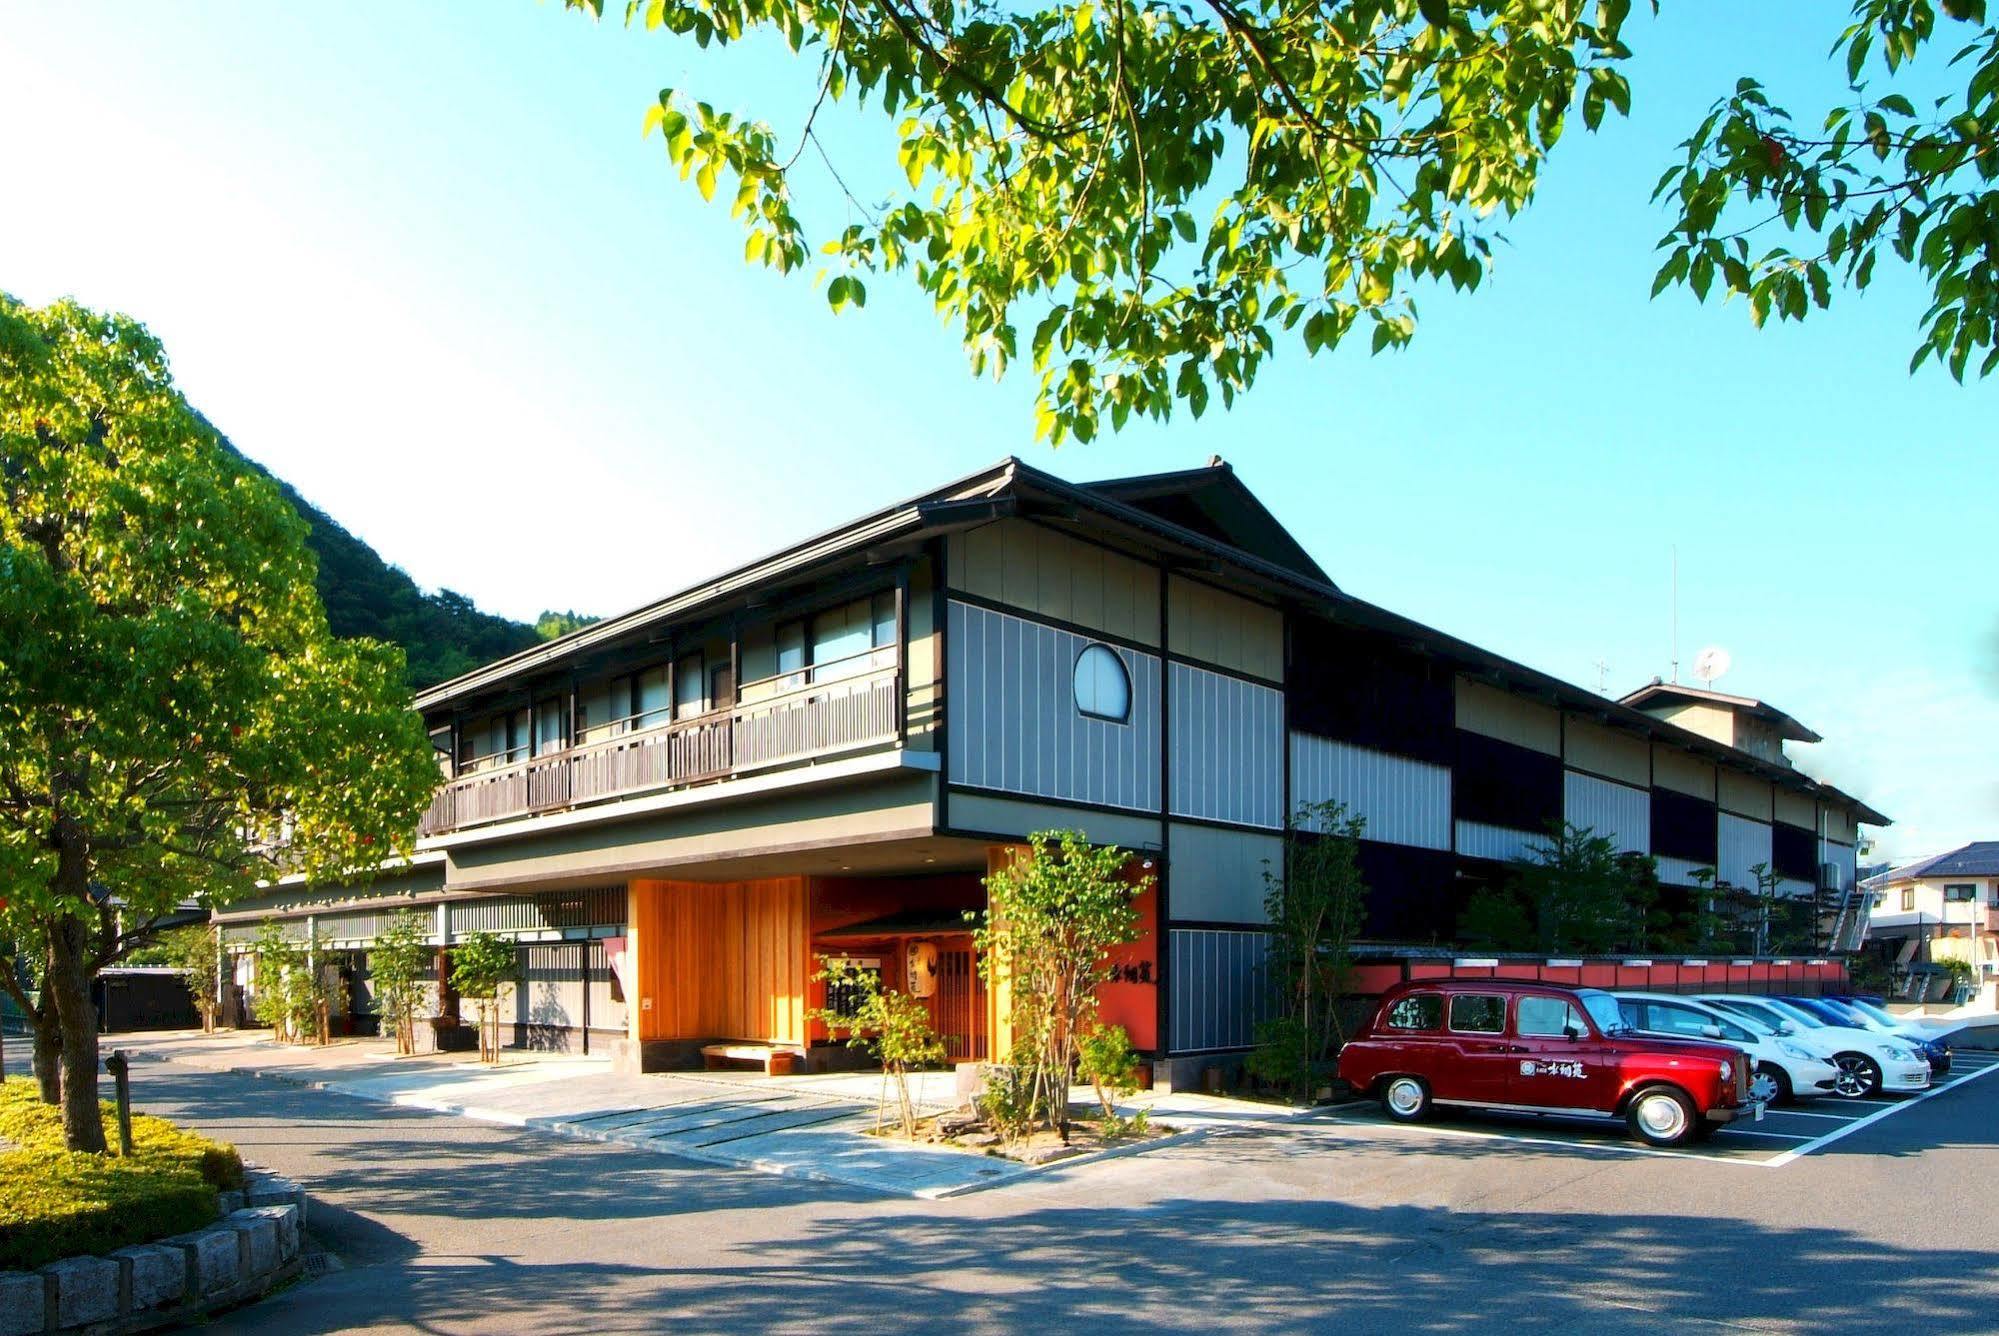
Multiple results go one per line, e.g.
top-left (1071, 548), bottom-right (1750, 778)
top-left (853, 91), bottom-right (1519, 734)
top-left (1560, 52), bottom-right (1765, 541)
top-left (418, 659), bottom-right (901, 838)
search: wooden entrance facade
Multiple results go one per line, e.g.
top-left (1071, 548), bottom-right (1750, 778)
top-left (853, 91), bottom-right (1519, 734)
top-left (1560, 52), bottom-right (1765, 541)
top-left (623, 870), bottom-right (989, 1064)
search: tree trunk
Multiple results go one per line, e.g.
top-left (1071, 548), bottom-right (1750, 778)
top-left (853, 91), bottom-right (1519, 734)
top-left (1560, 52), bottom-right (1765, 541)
top-left (32, 997), bottom-right (62, 1106)
top-left (47, 915), bottom-right (107, 1154)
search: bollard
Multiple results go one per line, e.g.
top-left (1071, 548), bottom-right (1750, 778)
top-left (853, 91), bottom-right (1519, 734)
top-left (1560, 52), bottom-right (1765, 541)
top-left (104, 1050), bottom-right (134, 1155)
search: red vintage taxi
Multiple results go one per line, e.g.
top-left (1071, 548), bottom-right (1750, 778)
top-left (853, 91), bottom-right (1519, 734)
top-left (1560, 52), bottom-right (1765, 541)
top-left (1337, 979), bottom-right (1750, 1147)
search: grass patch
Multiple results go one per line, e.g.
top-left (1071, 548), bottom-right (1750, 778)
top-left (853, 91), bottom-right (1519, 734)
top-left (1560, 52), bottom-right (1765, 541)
top-left (0, 1077), bottom-right (245, 1270)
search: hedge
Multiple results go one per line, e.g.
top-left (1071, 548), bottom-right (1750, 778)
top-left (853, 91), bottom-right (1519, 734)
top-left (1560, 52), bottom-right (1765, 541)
top-left (0, 1078), bottom-right (246, 1271)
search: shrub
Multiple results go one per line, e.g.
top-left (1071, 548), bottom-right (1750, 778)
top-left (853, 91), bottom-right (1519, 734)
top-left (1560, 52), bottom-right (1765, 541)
top-left (1077, 1023), bottom-right (1142, 1118)
top-left (973, 1062), bottom-right (1042, 1146)
top-left (0, 1078), bottom-right (245, 1270)
top-left (0, 1151), bottom-right (218, 1269)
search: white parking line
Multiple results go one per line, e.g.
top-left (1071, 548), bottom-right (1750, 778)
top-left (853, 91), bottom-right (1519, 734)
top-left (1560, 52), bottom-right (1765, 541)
top-left (1760, 1058), bottom-right (1999, 1168)
top-left (1755, 1107), bottom-right (1873, 1122)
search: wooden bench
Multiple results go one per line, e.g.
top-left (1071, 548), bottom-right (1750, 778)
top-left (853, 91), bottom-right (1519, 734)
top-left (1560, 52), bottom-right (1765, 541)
top-left (700, 1043), bottom-right (805, 1075)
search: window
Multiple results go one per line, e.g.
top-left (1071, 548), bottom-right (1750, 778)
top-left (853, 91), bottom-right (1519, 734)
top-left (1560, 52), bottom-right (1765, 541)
top-left (1516, 995), bottom-right (1586, 1038)
top-left (533, 699), bottom-right (567, 756)
top-left (635, 666), bottom-right (670, 729)
top-left (1638, 1002), bottom-right (1724, 1040)
top-left (1385, 994), bottom-right (1443, 1030)
top-left (1901, 888), bottom-right (1917, 912)
top-left (770, 592), bottom-right (897, 690)
top-left (674, 653), bottom-right (707, 719)
top-left (1073, 643), bottom-right (1132, 723)
top-left (1944, 883), bottom-right (1977, 903)
top-left (1448, 994), bottom-right (1506, 1034)
top-left (775, 620), bottom-right (807, 688)
top-left (811, 592), bottom-right (898, 684)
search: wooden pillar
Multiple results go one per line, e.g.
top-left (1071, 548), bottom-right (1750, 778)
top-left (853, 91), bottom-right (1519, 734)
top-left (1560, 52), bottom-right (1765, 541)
top-left (627, 881), bottom-right (650, 1044)
top-left (983, 844), bottom-right (1030, 1064)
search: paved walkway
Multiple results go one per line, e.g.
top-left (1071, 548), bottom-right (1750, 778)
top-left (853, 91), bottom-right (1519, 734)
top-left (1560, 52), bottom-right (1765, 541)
top-left (116, 1030), bottom-right (1313, 1199)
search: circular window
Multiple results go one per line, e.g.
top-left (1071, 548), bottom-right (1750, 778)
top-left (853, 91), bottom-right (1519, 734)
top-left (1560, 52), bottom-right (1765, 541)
top-left (1073, 643), bottom-right (1131, 723)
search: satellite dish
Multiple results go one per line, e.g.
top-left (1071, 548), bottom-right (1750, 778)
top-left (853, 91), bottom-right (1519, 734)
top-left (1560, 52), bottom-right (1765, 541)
top-left (1693, 646), bottom-right (1731, 686)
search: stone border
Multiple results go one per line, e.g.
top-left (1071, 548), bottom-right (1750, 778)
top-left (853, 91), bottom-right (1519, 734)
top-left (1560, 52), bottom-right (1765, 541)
top-left (0, 1167), bottom-right (308, 1336)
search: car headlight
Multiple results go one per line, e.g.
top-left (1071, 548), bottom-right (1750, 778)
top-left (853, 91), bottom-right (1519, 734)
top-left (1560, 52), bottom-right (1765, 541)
top-left (1778, 1041), bottom-right (1814, 1060)
top-left (1884, 1045), bottom-right (1914, 1061)
top-left (1717, 1060), bottom-right (1733, 1077)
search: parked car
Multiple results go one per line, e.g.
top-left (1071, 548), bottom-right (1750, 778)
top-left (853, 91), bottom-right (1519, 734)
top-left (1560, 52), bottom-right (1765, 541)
top-left (1338, 979), bottom-right (1750, 1147)
top-left (1697, 996), bottom-right (1930, 1098)
top-left (1784, 996), bottom-right (1952, 1076)
top-left (1610, 992), bottom-right (1839, 1105)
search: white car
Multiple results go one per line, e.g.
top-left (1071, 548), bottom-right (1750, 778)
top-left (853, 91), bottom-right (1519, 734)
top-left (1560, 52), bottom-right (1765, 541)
top-left (1612, 993), bottom-right (1840, 1105)
top-left (1699, 995), bottom-right (1930, 1098)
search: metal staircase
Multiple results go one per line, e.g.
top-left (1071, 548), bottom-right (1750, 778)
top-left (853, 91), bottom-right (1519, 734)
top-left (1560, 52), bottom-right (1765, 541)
top-left (1823, 882), bottom-right (1870, 954)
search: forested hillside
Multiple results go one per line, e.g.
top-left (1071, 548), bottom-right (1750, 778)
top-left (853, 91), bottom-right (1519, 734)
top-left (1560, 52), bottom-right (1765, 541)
top-left (218, 436), bottom-right (548, 688)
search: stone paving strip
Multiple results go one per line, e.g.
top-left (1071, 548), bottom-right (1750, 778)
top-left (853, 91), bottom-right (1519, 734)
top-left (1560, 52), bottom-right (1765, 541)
top-left (123, 1032), bottom-right (1322, 1200)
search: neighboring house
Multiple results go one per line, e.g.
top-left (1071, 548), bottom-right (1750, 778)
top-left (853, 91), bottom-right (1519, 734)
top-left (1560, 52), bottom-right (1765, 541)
top-left (1862, 842), bottom-right (1999, 1005)
top-left (217, 458), bottom-right (1887, 1085)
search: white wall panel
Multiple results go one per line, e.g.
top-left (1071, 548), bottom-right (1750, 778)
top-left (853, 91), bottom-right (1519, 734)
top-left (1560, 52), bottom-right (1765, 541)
top-left (1168, 823), bottom-right (1282, 924)
top-left (1718, 812), bottom-right (1774, 890)
top-left (1563, 771), bottom-right (1651, 855)
top-left (1169, 663), bottom-right (1283, 829)
top-left (1655, 856), bottom-right (1716, 887)
top-left (1289, 734), bottom-right (1451, 851)
top-left (1455, 820), bottom-right (1546, 863)
top-left (948, 601), bottom-right (1161, 813)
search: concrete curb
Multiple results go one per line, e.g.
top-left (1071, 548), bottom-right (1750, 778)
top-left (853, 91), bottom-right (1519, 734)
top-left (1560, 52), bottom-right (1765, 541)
top-left (0, 1168), bottom-right (306, 1336)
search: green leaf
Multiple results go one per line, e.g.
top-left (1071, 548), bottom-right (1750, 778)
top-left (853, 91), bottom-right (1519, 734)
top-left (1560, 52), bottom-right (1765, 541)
top-left (1417, 0), bottom-right (1449, 27)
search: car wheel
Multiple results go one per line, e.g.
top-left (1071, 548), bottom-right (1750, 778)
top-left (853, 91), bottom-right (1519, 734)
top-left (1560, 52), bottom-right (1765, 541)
top-left (1626, 1086), bottom-right (1696, 1147)
top-left (1831, 1053), bottom-right (1882, 1099)
top-left (1751, 1063), bottom-right (1792, 1106)
top-left (1380, 1075), bottom-right (1431, 1123)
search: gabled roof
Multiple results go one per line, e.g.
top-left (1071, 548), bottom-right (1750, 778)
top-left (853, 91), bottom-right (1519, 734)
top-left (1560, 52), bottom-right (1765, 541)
top-left (1862, 841), bottom-right (1999, 888)
top-left (1617, 681), bottom-right (1823, 744)
top-left (408, 455), bottom-right (1889, 826)
top-left (1080, 457), bottom-right (1332, 584)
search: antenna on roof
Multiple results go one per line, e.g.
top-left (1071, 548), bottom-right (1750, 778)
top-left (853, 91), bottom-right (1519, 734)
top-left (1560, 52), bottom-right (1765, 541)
top-left (1593, 658), bottom-right (1609, 696)
top-left (1693, 646), bottom-right (1732, 687)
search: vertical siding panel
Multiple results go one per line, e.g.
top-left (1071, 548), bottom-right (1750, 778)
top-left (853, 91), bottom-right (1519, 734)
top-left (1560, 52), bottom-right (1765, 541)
top-left (947, 602), bottom-right (1162, 812)
top-left (1166, 662), bottom-right (1282, 828)
top-left (1288, 734), bottom-right (1450, 850)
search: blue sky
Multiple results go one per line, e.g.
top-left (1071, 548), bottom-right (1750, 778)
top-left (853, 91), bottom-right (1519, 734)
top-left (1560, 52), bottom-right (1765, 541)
top-left (2, 2), bottom-right (1991, 860)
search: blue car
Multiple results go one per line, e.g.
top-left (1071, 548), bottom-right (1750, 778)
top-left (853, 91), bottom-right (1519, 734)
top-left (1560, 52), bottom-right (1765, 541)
top-left (1787, 996), bottom-right (1952, 1076)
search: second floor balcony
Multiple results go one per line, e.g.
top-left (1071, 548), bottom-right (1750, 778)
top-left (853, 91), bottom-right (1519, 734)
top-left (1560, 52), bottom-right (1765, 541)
top-left (418, 648), bottom-right (903, 838)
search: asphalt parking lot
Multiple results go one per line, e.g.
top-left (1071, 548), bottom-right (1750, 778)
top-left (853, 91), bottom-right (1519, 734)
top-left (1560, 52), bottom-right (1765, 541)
top-left (1323, 1046), bottom-right (1999, 1167)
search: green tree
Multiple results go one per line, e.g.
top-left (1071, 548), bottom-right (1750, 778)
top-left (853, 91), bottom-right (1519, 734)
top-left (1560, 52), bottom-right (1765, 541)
top-left (810, 957), bottom-right (948, 1137)
top-left (0, 297), bottom-right (439, 1152)
top-left (1654, 0), bottom-right (1999, 381)
top-left (449, 932), bottom-right (519, 1063)
top-left (249, 922), bottom-right (329, 1044)
top-left (976, 830), bottom-right (1149, 1142)
top-left (563, 0), bottom-right (1637, 442)
top-left (156, 926), bottom-right (222, 1033)
top-left (534, 610), bottom-right (601, 641)
top-left (1507, 822), bottom-right (1655, 954)
top-left (1075, 1021), bottom-right (1147, 1135)
top-left (1249, 800), bottom-right (1368, 1103)
top-left (371, 912), bottom-right (435, 1057)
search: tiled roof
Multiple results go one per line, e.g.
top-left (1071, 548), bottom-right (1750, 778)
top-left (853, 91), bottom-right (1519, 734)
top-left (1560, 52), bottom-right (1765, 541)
top-left (1863, 841), bottom-right (1999, 887)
